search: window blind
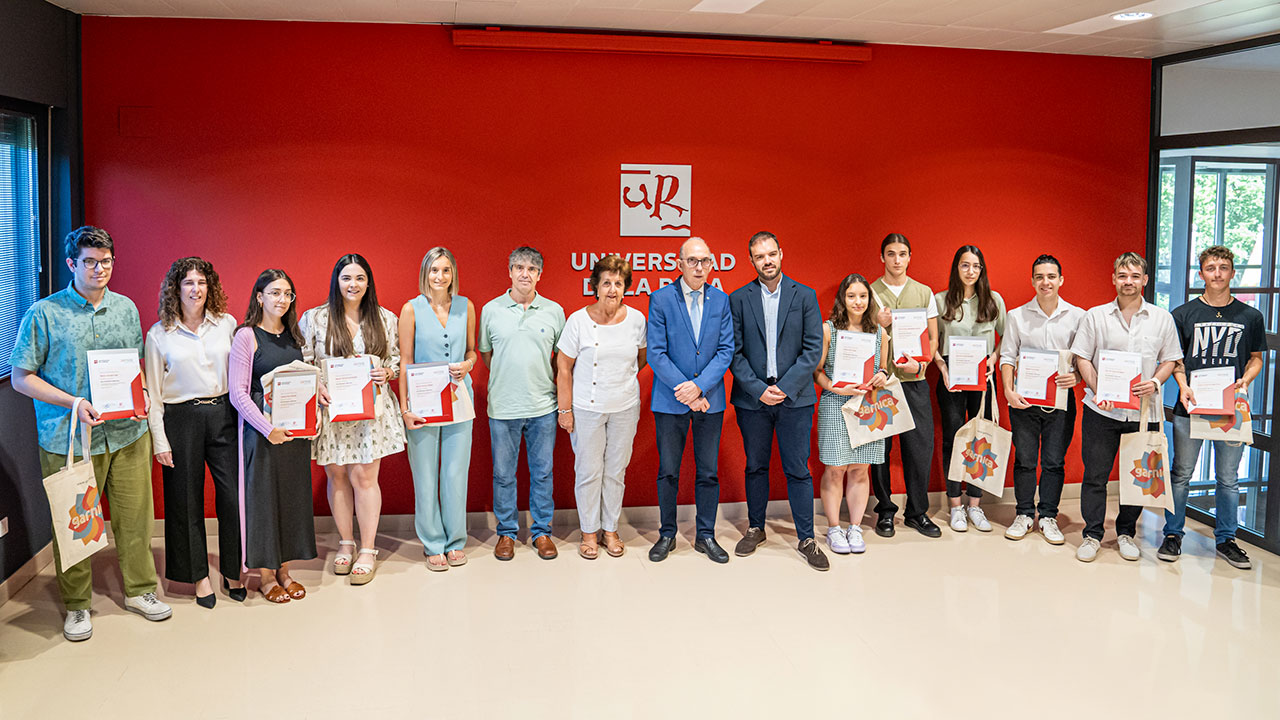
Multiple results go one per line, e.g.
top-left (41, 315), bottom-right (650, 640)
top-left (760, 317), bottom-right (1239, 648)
top-left (0, 110), bottom-right (41, 377)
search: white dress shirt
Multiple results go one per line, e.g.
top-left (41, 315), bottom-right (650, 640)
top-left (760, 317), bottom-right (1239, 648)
top-left (144, 313), bottom-right (236, 454)
top-left (1070, 298), bottom-right (1182, 422)
top-left (1000, 297), bottom-right (1085, 367)
top-left (760, 280), bottom-right (781, 379)
top-left (557, 306), bottom-right (647, 413)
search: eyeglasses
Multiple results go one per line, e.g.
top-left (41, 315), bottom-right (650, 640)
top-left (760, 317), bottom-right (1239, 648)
top-left (78, 258), bottom-right (115, 270)
top-left (683, 257), bottom-right (715, 268)
top-left (959, 263), bottom-right (983, 273)
top-left (264, 290), bottom-right (295, 301)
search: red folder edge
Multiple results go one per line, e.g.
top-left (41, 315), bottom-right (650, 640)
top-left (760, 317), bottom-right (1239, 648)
top-left (951, 356), bottom-right (987, 392)
top-left (418, 382), bottom-right (456, 424)
top-left (1190, 383), bottom-right (1236, 416)
top-left (286, 391), bottom-right (319, 438)
top-left (98, 359), bottom-right (147, 420)
top-left (834, 355), bottom-right (877, 391)
top-left (1024, 370), bottom-right (1060, 408)
top-left (1112, 373), bottom-right (1142, 410)
top-left (329, 378), bottom-right (376, 423)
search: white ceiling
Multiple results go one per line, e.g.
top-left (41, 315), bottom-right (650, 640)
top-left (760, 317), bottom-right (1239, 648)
top-left (45, 0), bottom-right (1280, 58)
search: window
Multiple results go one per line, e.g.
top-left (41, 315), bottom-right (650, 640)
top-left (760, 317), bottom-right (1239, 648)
top-left (1, 108), bottom-right (42, 378)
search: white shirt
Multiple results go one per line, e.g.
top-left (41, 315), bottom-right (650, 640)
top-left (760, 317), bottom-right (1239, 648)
top-left (679, 277), bottom-right (705, 319)
top-left (144, 313), bottom-right (236, 454)
top-left (760, 280), bottom-right (781, 378)
top-left (1070, 298), bottom-right (1182, 422)
top-left (557, 306), bottom-right (647, 414)
top-left (882, 280), bottom-right (939, 318)
top-left (1000, 297), bottom-right (1085, 367)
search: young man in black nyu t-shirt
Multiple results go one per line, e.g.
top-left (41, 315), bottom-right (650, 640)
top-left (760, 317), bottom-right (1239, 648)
top-left (1160, 245), bottom-right (1266, 569)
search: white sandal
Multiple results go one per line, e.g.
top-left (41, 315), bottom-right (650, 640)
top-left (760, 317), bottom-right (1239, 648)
top-left (349, 548), bottom-right (379, 586)
top-left (333, 540), bottom-right (356, 576)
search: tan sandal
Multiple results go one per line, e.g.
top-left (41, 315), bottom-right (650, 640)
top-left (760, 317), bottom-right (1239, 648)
top-left (350, 548), bottom-right (378, 586)
top-left (602, 531), bottom-right (625, 557)
top-left (425, 552), bottom-right (449, 572)
top-left (333, 540), bottom-right (356, 576)
top-left (578, 534), bottom-right (599, 560)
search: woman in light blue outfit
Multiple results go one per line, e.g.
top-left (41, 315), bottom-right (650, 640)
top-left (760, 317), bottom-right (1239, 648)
top-left (398, 247), bottom-right (477, 571)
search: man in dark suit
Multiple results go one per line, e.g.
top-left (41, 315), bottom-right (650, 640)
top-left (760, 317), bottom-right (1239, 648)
top-left (729, 231), bottom-right (828, 570)
top-left (646, 237), bottom-right (736, 563)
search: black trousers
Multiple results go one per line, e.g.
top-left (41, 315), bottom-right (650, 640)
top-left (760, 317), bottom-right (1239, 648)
top-left (161, 397), bottom-right (241, 583)
top-left (870, 379), bottom-right (934, 520)
top-left (654, 410), bottom-right (723, 540)
top-left (1009, 393), bottom-right (1076, 518)
top-left (1080, 405), bottom-right (1143, 541)
top-left (735, 403), bottom-right (817, 541)
top-left (936, 383), bottom-right (992, 499)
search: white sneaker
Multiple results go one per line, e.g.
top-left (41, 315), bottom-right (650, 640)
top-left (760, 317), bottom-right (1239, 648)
top-left (1038, 517), bottom-right (1065, 545)
top-left (125, 592), bottom-right (173, 621)
top-left (949, 506), bottom-right (968, 532)
top-left (966, 506), bottom-right (992, 532)
top-left (63, 609), bottom-right (92, 642)
top-left (1117, 535), bottom-right (1141, 561)
top-left (827, 526), bottom-right (851, 554)
top-left (1076, 537), bottom-right (1101, 563)
top-left (846, 525), bottom-right (866, 554)
top-left (1005, 515), bottom-right (1033, 540)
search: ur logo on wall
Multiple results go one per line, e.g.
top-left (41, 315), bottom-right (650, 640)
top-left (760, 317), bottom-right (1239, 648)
top-left (620, 164), bottom-right (691, 237)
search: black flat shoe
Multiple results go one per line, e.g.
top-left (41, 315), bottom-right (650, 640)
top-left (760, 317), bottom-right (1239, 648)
top-left (905, 515), bottom-right (942, 538)
top-left (875, 513), bottom-right (896, 538)
top-left (648, 535), bottom-right (677, 562)
top-left (196, 593), bottom-right (216, 609)
top-left (734, 527), bottom-right (766, 556)
top-left (693, 537), bottom-right (729, 564)
top-left (222, 578), bottom-right (247, 603)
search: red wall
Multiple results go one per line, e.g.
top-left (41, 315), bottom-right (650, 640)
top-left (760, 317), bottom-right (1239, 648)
top-left (79, 18), bottom-right (1152, 518)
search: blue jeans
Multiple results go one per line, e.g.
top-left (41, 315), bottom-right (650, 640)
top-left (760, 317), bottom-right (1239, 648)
top-left (1164, 414), bottom-right (1244, 543)
top-left (489, 412), bottom-right (557, 539)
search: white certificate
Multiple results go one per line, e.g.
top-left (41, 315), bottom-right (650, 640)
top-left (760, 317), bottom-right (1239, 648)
top-left (832, 331), bottom-right (877, 387)
top-left (86, 348), bottom-right (142, 417)
top-left (1015, 348), bottom-right (1061, 402)
top-left (890, 308), bottom-right (928, 360)
top-left (1096, 350), bottom-right (1143, 406)
top-left (325, 356), bottom-right (374, 420)
top-left (406, 362), bottom-right (451, 418)
top-left (947, 336), bottom-right (987, 390)
top-left (272, 373), bottom-right (317, 431)
top-left (1188, 367), bottom-right (1236, 413)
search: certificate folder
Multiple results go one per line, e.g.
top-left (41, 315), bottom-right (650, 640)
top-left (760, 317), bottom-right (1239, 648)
top-left (325, 356), bottom-right (376, 423)
top-left (407, 362), bottom-right (455, 424)
top-left (86, 348), bottom-right (147, 420)
top-left (268, 370), bottom-right (319, 439)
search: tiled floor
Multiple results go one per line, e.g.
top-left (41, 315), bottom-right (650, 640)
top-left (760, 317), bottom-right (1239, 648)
top-left (1, 500), bottom-right (1277, 719)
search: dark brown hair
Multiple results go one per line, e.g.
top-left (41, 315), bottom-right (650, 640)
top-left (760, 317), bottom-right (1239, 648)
top-left (324, 253), bottom-right (389, 360)
top-left (589, 255), bottom-right (633, 295)
top-left (239, 269), bottom-right (304, 348)
top-left (941, 245), bottom-right (998, 324)
top-left (157, 257), bottom-right (228, 329)
top-left (829, 273), bottom-right (878, 334)
top-left (1198, 245), bottom-right (1234, 270)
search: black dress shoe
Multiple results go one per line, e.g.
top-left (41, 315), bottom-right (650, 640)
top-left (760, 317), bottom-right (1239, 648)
top-left (734, 527), bottom-right (767, 556)
top-left (905, 515), bottom-right (942, 538)
top-left (196, 593), bottom-right (216, 609)
top-left (694, 537), bottom-right (729, 564)
top-left (797, 538), bottom-right (829, 571)
top-left (222, 578), bottom-right (247, 603)
top-left (875, 513), bottom-right (896, 538)
top-left (648, 536), bottom-right (677, 562)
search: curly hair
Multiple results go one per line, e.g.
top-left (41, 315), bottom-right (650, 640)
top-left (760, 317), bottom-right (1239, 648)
top-left (158, 256), bottom-right (228, 329)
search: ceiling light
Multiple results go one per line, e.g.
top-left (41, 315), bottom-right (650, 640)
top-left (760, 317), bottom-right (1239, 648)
top-left (1112, 12), bottom-right (1154, 21)
top-left (689, 0), bottom-right (768, 13)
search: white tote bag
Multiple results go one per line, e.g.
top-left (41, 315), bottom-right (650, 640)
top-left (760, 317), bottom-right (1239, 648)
top-left (43, 398), bottom-right (110, 568)
top-left (1189, 391), bottom-right (1253, 445)
top-left (945, 381), bottom-right (1013, 498)
top-left (842, 376), bottom-right (916, 448)
top-left (1117, 397), bottom-right (1175, 511)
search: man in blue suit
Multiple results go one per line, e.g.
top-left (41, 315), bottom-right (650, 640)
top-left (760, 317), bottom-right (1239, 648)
top-left (646, 237), bottom-right (736, 563)
top-left (729, 231), bottom-right (828, 571)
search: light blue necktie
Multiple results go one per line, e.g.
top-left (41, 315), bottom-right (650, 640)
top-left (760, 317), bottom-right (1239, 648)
top-left (689, 289), bottom-right (702, 341)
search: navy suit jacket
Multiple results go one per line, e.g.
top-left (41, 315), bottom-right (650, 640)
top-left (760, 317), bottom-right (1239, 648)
top-left (646, 279), bottom-right (735, 415)
top-left (729, 274), bottom-right (823, 410)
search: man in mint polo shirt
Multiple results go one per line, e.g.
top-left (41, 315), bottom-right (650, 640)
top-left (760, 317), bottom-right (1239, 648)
top-left (10, 226), bottom-right (172, 642)
top-left (479, 246), bottom-right (566, 561)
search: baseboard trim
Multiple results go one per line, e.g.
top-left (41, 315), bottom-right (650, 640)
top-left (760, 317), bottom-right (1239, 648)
top-left (0, 543), bottom-right (53, 606)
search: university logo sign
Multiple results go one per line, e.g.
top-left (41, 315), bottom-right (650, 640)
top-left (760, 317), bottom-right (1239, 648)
top-left (1130, 450), bottom-right (1167, 499)
top-left (853, 388), bottom-right (899, 431)
top-left (620, 164), bottom-right (691, 237)
top-left (961, 436), bottom-right (998, 481)
top-left (68, 486), bottom-right (106, 546)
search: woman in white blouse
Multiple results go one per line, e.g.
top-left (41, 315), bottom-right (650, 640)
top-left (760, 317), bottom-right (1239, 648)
top-left (555, 255), bottom-right (647, 560)
top-left (144, 257), bottom-right (243, 608)
top-left (300, 253), bottom-right (405, 585)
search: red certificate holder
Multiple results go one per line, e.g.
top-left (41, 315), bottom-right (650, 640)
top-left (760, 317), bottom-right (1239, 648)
top-left (1189, 384), bottom-right (1236, 416)
top-left (1111, 374), bottom-right (1142, 411)
top-left (97, 359), bottom-right (147, 421)
top-left (895, 327), bottom-right (932, 364)
top-left (949, 356), bottom-right (987, 392)
top-left (418, 383), bottom-right (456, 424)
top-left (287, 398), bottom-right (320, 439)
top-left (833, 355), bottom-right (876, 391)
top-left (1022, 368), bottom-right (1060, 409)
top-left (326, 357), bottom-right (376, 423)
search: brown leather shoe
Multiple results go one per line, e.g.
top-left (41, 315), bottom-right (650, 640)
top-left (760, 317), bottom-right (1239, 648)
top-left (533, 535), bottom-right (558, 560)
top-left (494, 536), bottom-right (516, 561)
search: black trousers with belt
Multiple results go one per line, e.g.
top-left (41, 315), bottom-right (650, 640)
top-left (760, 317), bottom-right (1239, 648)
top-left (161, 396), bottom-right (241, 583)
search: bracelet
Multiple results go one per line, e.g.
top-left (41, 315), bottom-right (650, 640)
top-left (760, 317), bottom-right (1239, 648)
top-left (557, 408), bottom-right (573, 415)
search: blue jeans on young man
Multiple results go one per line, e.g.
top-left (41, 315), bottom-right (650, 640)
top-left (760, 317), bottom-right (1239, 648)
top-left (1164, 414), bottom-right (1244, 543)
top-left (489, 411), bottom-right (557, 539)
top-left (735, 403), bottom-right (816, 541)
top-left (654, 410), bottom-right (724, 540)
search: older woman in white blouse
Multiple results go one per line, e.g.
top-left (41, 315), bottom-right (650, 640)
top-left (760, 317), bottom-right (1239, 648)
top-left (555, 255), bottom-right (647, 560)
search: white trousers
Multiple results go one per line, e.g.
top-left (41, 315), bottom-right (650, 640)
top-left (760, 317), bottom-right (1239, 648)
top-left (570, 404), bottom-right (641, 533)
